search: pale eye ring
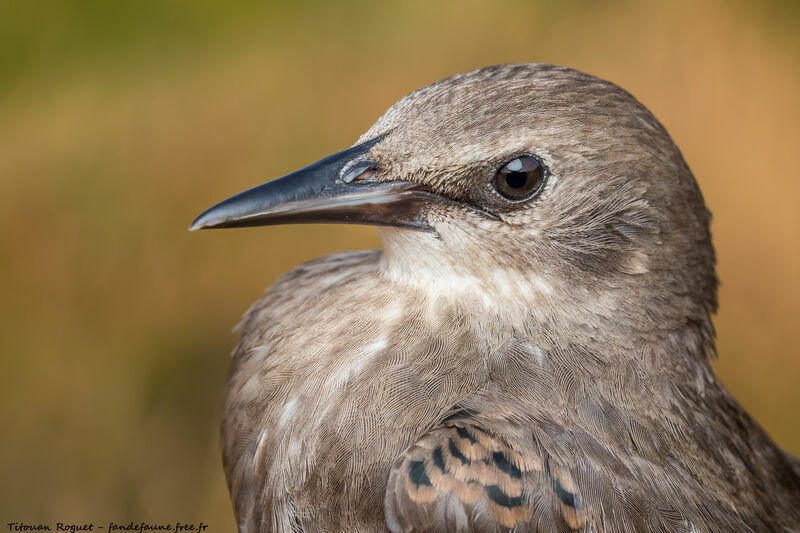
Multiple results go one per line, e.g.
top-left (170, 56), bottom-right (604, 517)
top-left (492, 155), bottom-right (546, 202)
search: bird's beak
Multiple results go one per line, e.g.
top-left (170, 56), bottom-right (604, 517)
top-left (189, 134), bottom-right (436, 232)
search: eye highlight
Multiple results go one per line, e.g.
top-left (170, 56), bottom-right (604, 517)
top-left (492, 155), bottom-right (546, 202)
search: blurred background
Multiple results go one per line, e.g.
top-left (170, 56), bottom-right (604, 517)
top-left (1, 0), bottom-right (798, 529)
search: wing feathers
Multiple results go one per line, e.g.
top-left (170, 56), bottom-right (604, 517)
top-left (385, 423), bottom-right (583, 532)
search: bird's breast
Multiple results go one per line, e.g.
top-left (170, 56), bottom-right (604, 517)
top-left (221, 250), bottom-right (536, 528)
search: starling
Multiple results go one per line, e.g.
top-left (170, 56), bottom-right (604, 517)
top-left (191, 64), bottom-right (800, 532)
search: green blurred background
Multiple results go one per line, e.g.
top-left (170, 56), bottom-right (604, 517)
top-left (1, 0), bottom-right (798, 529)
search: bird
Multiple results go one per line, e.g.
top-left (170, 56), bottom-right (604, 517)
top-left (190, 63), bottom-right (800, 532)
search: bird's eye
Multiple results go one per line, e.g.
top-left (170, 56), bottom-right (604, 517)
top-left (493, 155), bottom-right (545, 202)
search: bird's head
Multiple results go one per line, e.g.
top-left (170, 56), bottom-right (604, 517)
top-left (192, 64), bottom-right (717, 343)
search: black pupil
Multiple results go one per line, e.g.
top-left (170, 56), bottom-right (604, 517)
top-left (505, 171), bottom-right (528, 189)
top-left (493, 155), bottom-right (544, 201)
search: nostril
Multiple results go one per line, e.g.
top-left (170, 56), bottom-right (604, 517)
top-left (341, 159), bottom-right (380, 183)
top-left (353, 168), bottom-right (378, 182)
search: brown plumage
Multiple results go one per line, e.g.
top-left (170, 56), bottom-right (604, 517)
top-left (193, 64), bottom-right (800, 532)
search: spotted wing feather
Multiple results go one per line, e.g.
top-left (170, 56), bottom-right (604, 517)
top-left (385, 422), bottom-right (588, 532)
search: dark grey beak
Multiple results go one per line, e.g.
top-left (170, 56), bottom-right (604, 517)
top-left (189, 135), bottom-right (436, 232)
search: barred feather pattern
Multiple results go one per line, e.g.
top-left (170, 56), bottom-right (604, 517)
top-left (386, 422), bottom-right (560, 532)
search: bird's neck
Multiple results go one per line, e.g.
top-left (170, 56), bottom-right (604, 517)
top-left (376, 227), bottom-right (716, 367)
top-left (377, 228), bottom-right (553, 321)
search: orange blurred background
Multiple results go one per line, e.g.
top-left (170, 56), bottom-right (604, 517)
top-left (1, 1), bottom-right (797, 529)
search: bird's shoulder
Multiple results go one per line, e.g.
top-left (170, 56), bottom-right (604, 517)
top-left (235, 249), bottom-right (382, 339)
top-left (222, 249), bottom-right (385, 531)
top-left (260, 248), bottom-right (381, 304)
